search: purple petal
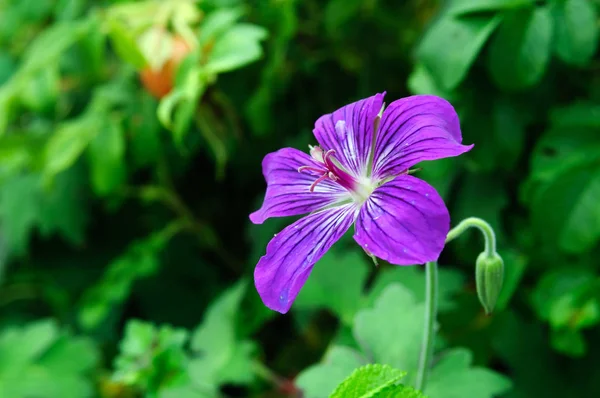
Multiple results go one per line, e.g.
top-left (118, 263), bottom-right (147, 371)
top-left (254, 204), bottom-right (358, 313)
top-left (353, 175), bottom-right (449, 265)
top-left (313, 93), bottom-right (385, 177)
top-left (250, 148), bottom-right (351, 224)
top-left (373, 95), bottom-right (473, 179)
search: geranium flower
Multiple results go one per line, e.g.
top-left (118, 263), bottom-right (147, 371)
top-left (250, 93), bottom-right (473, 313)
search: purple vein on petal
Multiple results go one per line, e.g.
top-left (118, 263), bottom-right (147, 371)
top-left (254, 203), bottom-right (358, 313)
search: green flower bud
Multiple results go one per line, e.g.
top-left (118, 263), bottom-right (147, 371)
top-left (475, 252), bottom-right (504, 315)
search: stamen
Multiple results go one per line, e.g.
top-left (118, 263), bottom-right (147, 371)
top-left (309, 173), bottom-right (329, 192)
top-left (298, 165), bottom-right (326, 174)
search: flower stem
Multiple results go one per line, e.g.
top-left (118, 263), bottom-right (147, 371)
top-left (445, 217), bottom-right (496, 256)
top-left (415, 260), bottom-right (438, 392)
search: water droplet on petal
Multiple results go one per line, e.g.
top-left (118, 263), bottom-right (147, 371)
top-left (279, 289), bottom-right (289, 305)
top-left (425, 193), bottom-right (429, 197)
top-left (403, 248), bottom-right (408, 253)
top-left (274, 233), bottom-right (278, 237)
top-left (410, 200), bottom-right (416, 205)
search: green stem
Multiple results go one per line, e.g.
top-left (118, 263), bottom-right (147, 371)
top-left (445, 217), bottom-right (496, 256)
top-left (415, 260), bottom-right (438, 391)
top-left (415, 217), bottom-right (498, 390)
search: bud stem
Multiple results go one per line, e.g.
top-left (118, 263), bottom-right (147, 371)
top-left (445, 217), bottom-right (496, 256)
top-left (415, 217), bottom-right (499, 391)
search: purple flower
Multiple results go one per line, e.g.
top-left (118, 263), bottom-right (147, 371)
top-left (250, 93), bottom-right (473, 313)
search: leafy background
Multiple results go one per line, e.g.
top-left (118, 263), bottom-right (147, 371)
top-left (1, 0), bottom-right (599, 397)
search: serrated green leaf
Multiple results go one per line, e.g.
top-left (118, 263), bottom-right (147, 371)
top-left (354, 285), bottom-right (425, 387)
top-left (296, 346), bottom-right (367, 398)
top-left (488, 6), bottom-right (553, 90)
top-left (367, 266), bottom-right (464, 313)
top-left (552, 0), bottom-right (598, 66)
top-left (375, 384), bottom-right (426, 398)
top-left (113, 320), bottom-right (189, 392)
top-left (425, 349), bottom-right (512, 398)
top-left (330, 364), bottom-right (406, 398)
top-left (189, 280), bottom-right (257, 387)
top-left (295, 249), bottom-right (369, 323)
top-left (417, 13), bottom-right (502, 90)
top-left (0, 319), bottom-right (99, 398)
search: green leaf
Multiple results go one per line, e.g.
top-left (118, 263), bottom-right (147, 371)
top-left (113, 320), bottom-right (189, 392)
top-left (204, 24), bottom-right (268, 75)
top-left (43, 116), bottom-right (99, 184)
top-left (375, 385), bottom-right (426, 398)
top-left (107, 17), bottom-right (148, 68)
top-left (296, 346), bottom-right (367, 398)
top-left (0, 319), bottom-right (99, 398)
top-left (19, 22), bottom-right (87, 75)
top-left (295, 249), bottom-right (369, 323)
top-left (487, 6), bottom-right (553, 90)
top-left (531, 267), bottom-right (600, 355)
top-left (0, 174), bottom-right (41, 255)
top-left (330, 364), bottom-right (406, 398)
top-left (552, 0), bottom-right (598, 66)
top-left (550, 328), bottom-right (586, 356)
top-left (354, 284), bottom-right (425, 387)
top-left (447, 0), bottom-right (534, 15)
top-left (197, 8), bottom-right (244, 47)
top-left (188, 280), bottom-right (257, 388)
top-left (530, 164), bottom-right (600, 254)
top-left (407, 63), bottom-right (456, 101)
top-left (87, 116), bottom-right (126, 196)
top-left (38, 166), bottom-right (88, 245)
top-left (78, 230), bottom-right (173, 330)
top-left (367, 266), bottom-right (464, 313)
top-left (417, 13), bottom-right (502, 90)
top-left (157, 61), bottom-right (206, 145)
top-left (550, 102), bottom-right (600, 129)
top-left (0, 168), bottom-right (88, 256)
top-left (19, 66), bottom-right (59, 112)
top-left (425, 349), bottom-right (512, 398)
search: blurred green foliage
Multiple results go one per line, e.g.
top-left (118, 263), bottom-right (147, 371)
top-left (1, 0), bottom-right (600, 397)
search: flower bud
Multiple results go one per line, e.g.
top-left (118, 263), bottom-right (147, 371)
top-left (475, 252), bottom-right (504, 315)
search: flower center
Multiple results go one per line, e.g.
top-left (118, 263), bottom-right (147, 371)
top-left (297, 145), bottom-right (375, 202)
